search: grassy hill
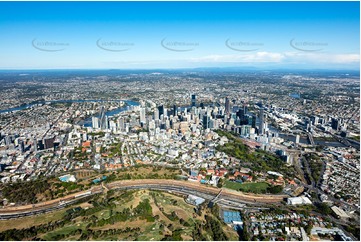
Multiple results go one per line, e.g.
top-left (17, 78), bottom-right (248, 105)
top-left (0, 190), bottom-right (238, 241)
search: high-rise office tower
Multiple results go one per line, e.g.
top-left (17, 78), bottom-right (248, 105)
top-left (240, 125), bottom-right (251, 136)
top-left (249, 115), bottom-right (257, 128)
top-left (202, 115), bottom-right (210, 129)
top-left (43, 136), bottom-right (55, 149)
top-left (232, 105), bottom-right (239, 113)
top-left (92, 116), bottom-right (99, 129)
top-left (209, 119), bottom-right (215, 129)
top-left (20, 140), bottom-right (25, 153)
top-left (158, 105), bottom-right (164, 119)
top-left (295, 135), bottom-right (300, 144)
top-left (173, 105), bottom-right (177, 116)
top-left (224, 115), bottom-right (228, 125)
top-left (5, 135), bottom-right (12, 145)
top-left (331, 118), bottom-right (339, 130)
top-left (191, 94), bottom-right (196, 107)
top-left (243, 104), bottom-right (248, 115)
top-left (33, 138), bottom-right (37, 152)
top-left (117, 117), bottom-right (124, 131)
top-left (130, 113), bottom-right (137, 125)
top-left (154, 109), bottom-right (159, 121)
top-left (225, 97), bottom-right (230, 114)
top-left (102, 116), bottom-right (109, 130)
top-left (109, 120), bottom-right (117, 132)
top-left (99, 106), bottom-right (107, 130)
top-left (314, 116), bottom-right (319, 126)
top-left (235, 117), bottom-right (241, 126)
top-left (236, 109), bottom-right (245, 124)
top-left (259, 108), bottom-right (264, 135)
top-left (140, 107), bottom-right (146, 123)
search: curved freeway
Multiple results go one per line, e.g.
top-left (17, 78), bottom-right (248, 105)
top-left (0, 179), bottom-right (288, 220)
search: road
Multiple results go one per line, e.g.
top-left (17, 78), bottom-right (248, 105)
top-left (0, 179), bottom-right (287, 219)
top-left (307, 132), bottom-right (315, 146)
top-left (299, 153), bottom-right (358, 210)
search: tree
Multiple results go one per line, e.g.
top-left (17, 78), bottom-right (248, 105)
top-left (267, 185), bottom-right (283, 194)
top-left (305, 222), bottom-right (313, 235)
top-left (211, 204), bottom-right (220, 217)
top-left (217, 178), bottom-right (224, 188)
top-left (204, 215), bottom-right (229, 241)
top-left (315, 202), bottom-right (332, 215)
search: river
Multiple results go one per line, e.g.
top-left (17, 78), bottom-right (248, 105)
top-left (81, 100), bottom-right (140, 127)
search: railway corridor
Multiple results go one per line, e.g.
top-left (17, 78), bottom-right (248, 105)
top-left (0, 179), bottom-right (288, 219)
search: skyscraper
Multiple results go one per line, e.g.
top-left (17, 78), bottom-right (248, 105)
top-left (20, 140), bottom-right (25, 153)
top-left (259, 108), bottom-right (264, 135)
top-left (117, 117), bottom-right (124, 131)
top-left (102, 116), bottom-right (109, 130)
top-left (243, 104), bottom-right (248, 114)
top-left (225, 97), bottom-right (230, 114)
top-left (202, 115), bottom-right (210, 129)
top-left (173, 104), bottom-right (177, 116)
top-left (140, 107), bottom-right (146, 123)
top-left (191, 94), bottom-right (196, 107)
top-left (5, 136), bottom-right (11, 147)
top-left (109, 120), bottom-right (117, 132)
top-left (43, 136), bottom-right (55, 149)
top-left (158, 105), bottom-right (164, 119)
top-left (92, 116), bottom-right (99, 129)
top-left (154, 109), bottom-right (159, 121)
top-left (99, 106), bottom-right (107, 130)
top-left (33, 138), bottom-right (37, 152)
top-left (295, 134), bottom-right (300, 144)
top-left (236, 109), bottom-right (245, 124)
top-left (331, 118), bottom-right (339, 130)
top-left (249, 115), bottom-right (257, 128)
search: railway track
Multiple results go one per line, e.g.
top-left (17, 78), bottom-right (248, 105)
top-left (107, 179), bottom-right (287, 202)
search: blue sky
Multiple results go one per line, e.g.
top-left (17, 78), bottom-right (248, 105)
top-left (0, 1), bottom-right (359, 70)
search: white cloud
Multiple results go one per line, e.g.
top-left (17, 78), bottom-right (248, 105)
top-left (188, 52), bottom-right (359, 65)
top-left (189, 52), bottom-right (285, 63)
top-left (283, 52), bottom-right (359, 63)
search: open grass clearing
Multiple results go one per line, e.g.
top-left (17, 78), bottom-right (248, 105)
top-left (0, 207), bottom-right (67, 232)
top-left (224, 180), bottom-right (269, 193)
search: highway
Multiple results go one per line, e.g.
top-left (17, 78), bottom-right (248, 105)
top-left (0, 179), bottom-right (288, 220)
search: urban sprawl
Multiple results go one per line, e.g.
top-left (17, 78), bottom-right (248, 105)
top-left (0, 71), bottom-right (359, 241)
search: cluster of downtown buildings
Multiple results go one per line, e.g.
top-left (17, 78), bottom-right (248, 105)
top-left (91, 95), bottom-right (261, 138)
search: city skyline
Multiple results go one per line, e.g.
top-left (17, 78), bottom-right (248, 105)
top-left (0, 1), bottom-right (359, 70)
